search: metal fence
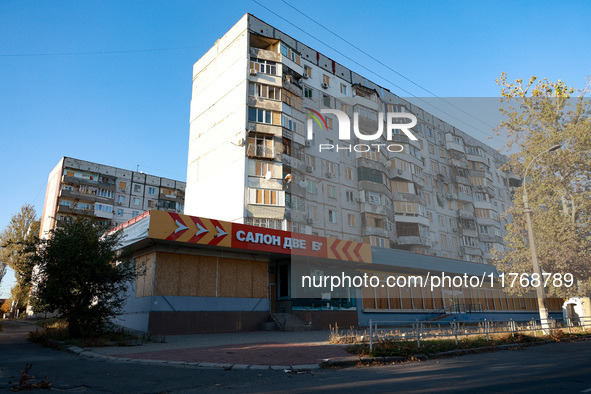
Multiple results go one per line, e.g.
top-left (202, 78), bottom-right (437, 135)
top-left (368, 316), bottom-right (591, 351)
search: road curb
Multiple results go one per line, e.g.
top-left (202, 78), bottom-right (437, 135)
top-left (66, 346), bottom-right (322, 371)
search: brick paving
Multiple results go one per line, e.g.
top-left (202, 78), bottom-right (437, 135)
top-left (112, 341), bottom-right (351, 365)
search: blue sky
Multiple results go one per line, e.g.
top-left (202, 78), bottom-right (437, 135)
top-left (0, 0), bottom-right (589, 297)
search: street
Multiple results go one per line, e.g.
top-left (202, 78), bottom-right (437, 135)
top-left (1, 320), bottom-right (591, 393)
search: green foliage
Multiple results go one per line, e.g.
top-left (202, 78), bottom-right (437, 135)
top-left (0, 204), bottom-right (40, 306)
top-left (30, 217), bottom-right (135, 338)
top-left (493, 74), bottom-right (591, 297)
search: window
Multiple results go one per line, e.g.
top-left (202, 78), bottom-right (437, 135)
top-left (439, 215), bottom-right (445, 226)
top-left (147, 200), bottom-right (155, 208)
top-left (132, 211), bottom-right (139, 217)
top-left (281, 114), bottom-right (303, 134)
top-left (304, 64), bottom-right (312, 77)
top-left (116, 209), bottom-right (124, 216)
top-left (250, 58), bottom-right (277, 75)
top-left (367, 192), bottom-right (381, 205)
top-left (133, 198), bottom-right (140, 206)
top-left (248, 107), bottom-right (273, 124)
top-left (254, 161), bottom-right (274, 177)
top-left (369, 236), bottom-right (387, 248)
top-left (307, 180), bottom-right (317, 194)
top-left (311, 205), bottom-right (318, 220)
top-left (326, 117), bottom-right (333, 129)
top-left (322, 74), bottom-right (330, 87)
top-left (466, 146), bottom-right (482, 156)
top-left (327, 185), bottom-right (337, 198)
top-left (117, 195), bottom-right (125, 203)
top-left (304, 86), bottom-right (313, 98)
top-left (328, 210), bottom-right (337, 223)
top-left (60, 200), bottom-right (71, 206)
top-left (347, 214), bottom-right (356, 227)
top-left (246, 217), bottom-right (283, 230)
top-left (391, 180), bottom-right (411, 193)
top-left (322, 94), bottom-right (331, 107)
top-left (475, 208), bottom-right (491, 218)
top-left (429, 144), bottom-right (435, 154)
top-left (441, 234), bottom-right (447, 245)
top-left (280, 43), bottom-right (301, 65)
top-left (470, 176), bottom-right (486, 186)
top-left (134, 184), bottom-right (141, 192)
top-left (340, 102), bottom-right (349, 114)
top-left (95, 204), bottom-right (113, 213)
top-left (148, 187), bottom-right (156, 195)
top-left (461, 236), bottom-right (478, 247)
top-left (292, 195), bottom-right (305, 211)
top-left (252, 189), bottom-right (281, 205)
top-left (344, 168), bottom-right (353, 180)
top-left (247, 134), bottom-right (274, 158)
top-left (118, 181), bottom-right (127, 191)
top-left (340, 84), bottom-right (347, 95)
top-left (358, 167), bottom-right (383, 184)
top-left (479, 225), bottom-right (491, 235)
top-left (440, 149), bottom-right (446, 158)
top-left (345, 190), bottom-right (354, 202)
top-left (474, 192), bottom-right (488, 201)
top-left (249, 82), bottom-right (281, 100)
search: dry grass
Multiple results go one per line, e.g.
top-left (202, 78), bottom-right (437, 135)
top-left (28, 319), bottom-right (165, 347)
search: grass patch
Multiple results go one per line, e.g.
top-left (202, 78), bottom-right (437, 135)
top-left (28, 319), bottom-right (165, 347)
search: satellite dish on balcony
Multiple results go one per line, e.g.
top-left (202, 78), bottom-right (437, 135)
top-left (386, 159), bottom-right (393, 167)
top-left (284, 174), bottom-right (292, 183)
top-left (265, 171), bottom-right (272, 180)
top-left (299, 180), bottom-right (308, 188)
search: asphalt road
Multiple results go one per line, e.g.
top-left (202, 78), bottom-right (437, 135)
top-left (1, 320), bottom-right (591, 393)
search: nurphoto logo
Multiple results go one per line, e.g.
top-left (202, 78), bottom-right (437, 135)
top-left (305, 107), bottom-right (419, 153)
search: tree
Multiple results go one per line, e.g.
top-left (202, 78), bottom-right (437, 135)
top-left (0, 204), bottom-right (40, 309)
top-left (30, 217), bottom-right (134, 337)
top-left (493, 74), bottom-right (591, 298)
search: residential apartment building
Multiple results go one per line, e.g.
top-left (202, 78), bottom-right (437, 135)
top-left (39, 157), bottom-right (185, 237)
top-left (185, 14), bottom-right (518, 264)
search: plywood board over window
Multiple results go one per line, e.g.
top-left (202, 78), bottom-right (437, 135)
top-left (152, 252), bottom-right (267, 299)
top-left (135, 252), bottom-right (156, 297)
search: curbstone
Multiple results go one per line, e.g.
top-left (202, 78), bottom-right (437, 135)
top-left (249, 365), bottom-right (270, 370)
top-left (292, 364), bottom-right (320, 370)
top-left (231, 364), bottom-right (250, 370)
top-left (197, 362), bottom-right (220, 368)
top-left (270, 365), bottom-right (291, 371)
top-left (384, 356), bottom-right (406, 363)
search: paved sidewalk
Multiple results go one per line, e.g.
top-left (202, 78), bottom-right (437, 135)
top-left (85, 330), bottom-right (351, 369)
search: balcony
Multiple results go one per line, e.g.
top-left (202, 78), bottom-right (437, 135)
top-left (397, 236), bottom-right (432, 247)
top-left (249, 47), bottom-right (281, 62)
top-left (394, 213), bottom-right (430, 226)
top-left (247, 144), bottom-right (275, 159)
top-left (362, 226), bottom-right (389, 239)
top-left (59, 189), bottom-right (114, 204)
top-left (458, 209), bottom-right (475, 220)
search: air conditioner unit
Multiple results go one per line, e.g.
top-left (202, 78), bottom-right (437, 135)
top-left (395, 169), bottom-right (403, 175)
top-left (303, 72), bottom-right (309, 79)
top-left (249, 69), bottom-right (257, 76)
top-left (356, 197), bottom-right (363, 203)
top-left (453, 228), bottom-right (458, 232)
top-left (326, 172), bottom-right (334, 178)
top-left (285, 212), bottom-right (292, 220)
top-left (307, 218), bottom-right (314, 224)
top-left (306, 165), bottom-right (314, 173)
top-left (305, 140), bottom-right (312, 147)
top-left (321, 82), bottom-right (328, 89)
